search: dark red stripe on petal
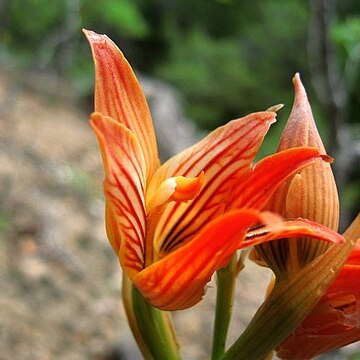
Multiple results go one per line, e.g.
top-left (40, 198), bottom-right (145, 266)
top-left (134, 209), bottom-right (263, 310)
top-left (170, 117), bottom-right (265, 177)
top-left (122, 112), bottom-right (273, 269)
top-left (90, 113), bottom-right (146, 277)
top-left (84, 30), bottom-right (159, 180)
top-left (159, 141), bottom-right (258, 252)
top-left (106, 194), bottom-right (142, 248)
top-left (160, 162), bottom-right (249, 252)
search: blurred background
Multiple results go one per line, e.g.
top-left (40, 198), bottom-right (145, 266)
top-left (0, 0), bottom-right (359, 359)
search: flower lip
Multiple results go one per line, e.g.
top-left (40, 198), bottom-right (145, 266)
top-left (145, 172), bottom-right (205, 212)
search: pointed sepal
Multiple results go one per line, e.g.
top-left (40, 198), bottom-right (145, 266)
top-left (84, 29), bottom-right (159, 180)
top-left (91, 112), bottom-right (146, 278)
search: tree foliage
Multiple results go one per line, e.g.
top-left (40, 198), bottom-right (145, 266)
top-left (0, 0), bottom-right (359, 133)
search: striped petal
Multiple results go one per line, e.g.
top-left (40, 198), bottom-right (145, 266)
top-left (259, 73), bottom-right (340, 275)
top-left (133, 209), bottom-right (273, 310)
top-left (133, 210), bottom-right (344, 311)
top-left (105, 202), bottom-right (121, 253)
top-left (228, 147), bottom-right (331, 210)
top-left (146, 172), bottom-right (204, 212)
top-left (273, 73), bottom-right (339, 232)
top-left (84, 29), bottom-right (159, 181)
top-left (244, 217), bottom-right (344, 249)
top-left (91, 112), bottom-right (146, 278)
top-left (146, 111), bottom-right (276, 256)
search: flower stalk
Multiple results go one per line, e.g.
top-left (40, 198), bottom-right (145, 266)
top-left (123, 275), bottom-right (181, 360)
top-left (212, 255), bottom-right (238, 360)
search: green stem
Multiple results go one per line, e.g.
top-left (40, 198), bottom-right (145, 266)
top-left (132, 287), bottom-right (182, 360)
top-left (122, 275), bottom-right (181, 360)
top-left (211, 255), bottom-right (238, 360)
top-left (222, 232), bottom-right (355, 360)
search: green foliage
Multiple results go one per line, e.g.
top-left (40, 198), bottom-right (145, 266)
top-left (82, 0), bottom-right (149, 39)
top-left (350, 352), bottom-right (360, 360)
top-left (0, 0), bottom-right (149, 73)
top-left (9, 0), bottom-right (64, 40)
top-left (1, 0), bottom-right (359, 164)
top-left (0, 0), bottom-right (349, 132)
top-left (156, 28), bottom-right (251, 128)
top-left (104, 0), bottom-right (149, 38)
top-left (0, 212), bottom-right (10, 234)
top-left (331, 15), bottom-right (360, 126)
top-left (155, 0), bottom-right (309, 130)
top-left (332, 16), bottom-right (360, 55)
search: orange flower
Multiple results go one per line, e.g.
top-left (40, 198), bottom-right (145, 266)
top-left (84, 30), bottom-right (343, 310)
top-left (247, 73), bottom-right (360, 358)
top-left (277, 218), bottom-right (360, 360)
top-left (253, 74), bottom-right (340, 277)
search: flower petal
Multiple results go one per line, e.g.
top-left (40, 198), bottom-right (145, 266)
top-left (147, 111), bottom-right (276, 255)
top-left (105, 202), bottom-right (121, 253)
top-left (134, 211), bottom-right (344, 310)
top-left (227, 216), bottom-right (358, 360)
top-left (91, 112), bottom-right (146, 277)
top-left (228, 147), bottom-right (331, 210)
top-left (274, 73), bottom-right (339, 225)
top-left (146, 172), bottom-right (204, 212)
top-left (84, 29), bottom-right (159, 181)
top-left (133, 209), bottom-right (275, 310)
top-left (282, 73), bottom-right (340, 227)
top-left (256, 74), bottom-right (340, 275)
top-left (244, 217), bottom-right (345, 249)
top-left (278, 73), bottom-right (327, 151)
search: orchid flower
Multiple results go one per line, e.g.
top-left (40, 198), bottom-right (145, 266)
top-left (221, 75), bottom-right (358, 360)
top-left (252, 73), bottom-right (340, 278)
top-left (231, 74), bottom-right (359, 359)
top-left (277, 227), bottom-right (360, 360)
top-left (261, 74), bottom-right (360, 359)
top-left (84, 30), bottom-right (344, 312)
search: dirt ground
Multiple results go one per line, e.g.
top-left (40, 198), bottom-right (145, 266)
top-left (0, 70), bottom-right (358, 360)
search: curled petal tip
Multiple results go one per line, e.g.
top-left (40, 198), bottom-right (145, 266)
top-left (266, 104), bottom-right (284, 113)
top-left (292, 72), bottom-right (301, 82)
top-left (85, 29), bottom-right (159, 179)
top-left (90, 111), bottom-right (103, 122)
top-left (260, 211), bottom-right (284, 230)
top-left (171, 171), bottom-right (204, 202)
top-left (146, 172), bottom-right (205, 212)
top-left (82, 29), bottom-right (106, 43)
top-left (291, 73), bottom-right (310, 109)
top-left (292, 73), bottom-right (304, 91)
top-left (321, 154), bottom-right (334, 164)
